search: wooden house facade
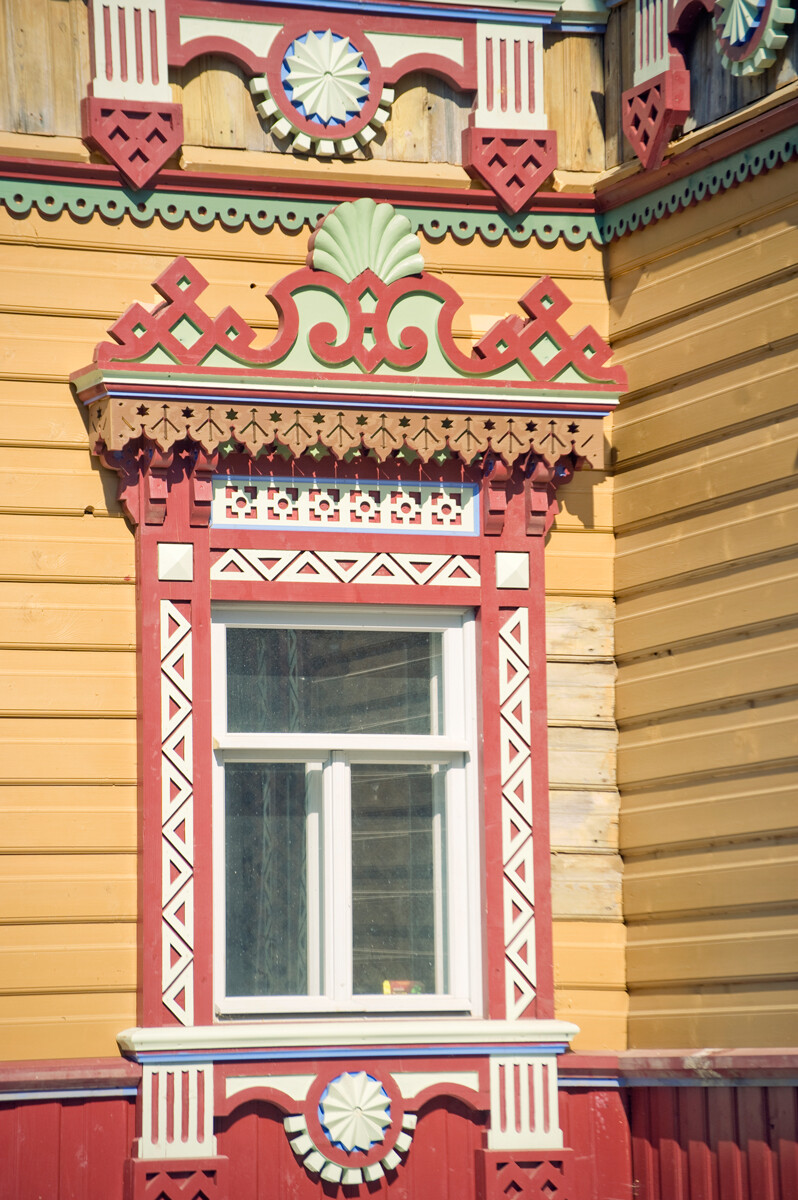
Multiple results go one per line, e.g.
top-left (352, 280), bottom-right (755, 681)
top-left (0, 1), bottom-right (796, 1197)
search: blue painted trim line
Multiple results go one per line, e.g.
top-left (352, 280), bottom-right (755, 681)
top-left (131, 1042), bottom-right (571, 1064)
top-left (1, 1087), bottom-right (139, 1101)
top-left (225, 0), bottom-right (556, 27)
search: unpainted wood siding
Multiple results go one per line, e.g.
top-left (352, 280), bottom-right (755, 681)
top-left (608, 158), bottom-right (798, 1048)
top-left (0, 201), bottom-right (619, 1056)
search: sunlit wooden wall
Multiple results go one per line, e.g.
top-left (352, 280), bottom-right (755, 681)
top-left (609, 158), bottom-right (798, 1047)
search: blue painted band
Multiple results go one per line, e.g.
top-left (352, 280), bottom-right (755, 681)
top-left (226, 0), bottom-right (555, 27)
top-left (0, 1087), bottom-right (139, 1101)
top-left (130, 1042), bottom-right (571, 1064)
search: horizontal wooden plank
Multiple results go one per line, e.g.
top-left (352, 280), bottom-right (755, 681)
top-left (548, 659), bottom-right (615, 724)
top-left (0, 513), bottom-right (134, 582)
top-left (545, 598), bottom-right (614, 659)
top-left (0, 582), bottom-right (135, 649)
top-left (0, 718), bottom-right (137, 785)
top-left (0, 923), bottom-right (136, 994)
top-left (0, 789), bottom-right (136, 853)
top-left (551, 851), bottom-right (623, 920)
top-left (620, 769), bottom-right (797, 854)
top-left (611, 340), bottom-right (798, 463)
top-left (549, 471), bottom-right (613, 533)
top-left (627, 981), bottom-right (798, 1050)
top-left (611, 274), bottom-right (798, 396)
top-left (609, 199), bottom-right (798, 337)
top-left (615, 557), bottom-right (798, 656)
top-left (618, 695), bottom-right (798, 788)
top-left (616, 626), bottom-right (798, 722)
top-left (552, 920), bottom-right (626, 988)
top-left (0, 447), bottom-right (118, 516)
top-left (626, 911), bottom-right (798, 987)
top-left (0, 991), bottom-right (137, 1062)
top-left (613, 411), bottom-right (798, 530)
top-left (615, 489), bottom-right (798, 593)
top-left (0, 380), bottom-right (90, 446)
top-left (554, 989), bottom-right (629, 1052)
top-left (0, 649), bottom-right (135, 716)
top-left (543, 530), bottom-right (615, 597)
top-left (549, 726), bottom-right (617, 789)
top-left (0, 854), bottom-right (136, 924)
top-left (624, 840), bottom-right (798, 920)
top-left (550, 790), bottom-right (620, 852)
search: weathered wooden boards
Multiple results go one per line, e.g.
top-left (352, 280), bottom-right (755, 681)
top-left (609, 158), bottom-right (798, 1048)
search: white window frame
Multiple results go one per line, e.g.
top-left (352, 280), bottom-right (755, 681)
top-left (212, 604), bottom-right (482, 1019)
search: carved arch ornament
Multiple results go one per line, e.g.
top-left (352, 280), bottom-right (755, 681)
top-left (80, 0), bottom-right (566, 209)
top-left (623, 0), bottom-right (796, 168)
top-left (73, 197), bottom-right (625, 533)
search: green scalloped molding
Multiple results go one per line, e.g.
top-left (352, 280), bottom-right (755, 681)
top-left (1, 124), bottom-right (796, 245)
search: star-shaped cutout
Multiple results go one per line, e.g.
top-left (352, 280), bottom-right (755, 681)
top-left (226, 409), bottom-right (238, 420)
top-left (484, 419), bottom-right (495, 431)
top-left (356, 415), bottom-right (368, 426)
top-left (182, 407), bottom-right (194, 418)
top-left (313, 412), bottom-right (325, 425)
top-left (441, 418), bottom-right (453, 430)
top-left (567, 422), bottom-right (579, 433)
top-left (269, 411), bottom-right (282, 423)
top-left (526, 421), bottom-right (537, 432)
top-left (136, 405), bottom-right (149, 416)
top-left (398, 416), bottom-right (411, 428)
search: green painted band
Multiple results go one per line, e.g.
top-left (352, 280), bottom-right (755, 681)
top-left (1, 123), bottom-right (796, 244)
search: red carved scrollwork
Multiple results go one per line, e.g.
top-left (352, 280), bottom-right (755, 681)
top-left (82, 98), bottom-right (184, 191)
top-left (124, 1157), bottom-right (229, 1200)
top-left (463, 128), bottom-right (558, 213)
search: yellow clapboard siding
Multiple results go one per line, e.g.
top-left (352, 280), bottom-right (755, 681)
top-left (613, 411), bottom-right (798, 528)
top-left (543, 530), bottom-right (615, 596)
top-left (609, 201), bottom-right (798, 336)
top-left (549, 726), bottom-right (617, 789)
top-left (551, 851), bottom-right (623, 920)
top-left (0, 446), bottom-right (119, 516)
top-left (555, 989), bottom-right (629, 1052)
top-left (546, 598), bottom-right (615, 659)
top-left (615, 557), bottom-right (798, 656)
top-left (612, 274), bottom-right (798, 395)
top-left (0, 380), bottom-right (91, 446)
top-left (0, 513), bottom-right (134, 582)
top-left (620, 769), bottom-right (796, 853)
top-left (0, 648), bottom-right (136, 716)
top-left (553, 920), bottom-right (626, 988)
top-left (616, 626), bottom-right (798, 721)
top-left (0, 582), bottom-right (136, 649)
top-left (0, 991), bottom-right (136, 1061)
top-left (0, 718), bottom-right (137, 784)
top-left (618, 695), bottom-right (798, 787)
top-left (627, 983), bottom-right (798, 1050)
top-left (615, 489), bottom-right (798, 593)
top-left (548, 660), bottom-right (615, 724)
top-left (550, 790), bottom-right (619, 852)
top-left (624, 841), bottom-right (798, 919)
top-left (0, 923), bottom-right (136, 994)
top-left (0, 311), bottom-right (115, 379)
top-left (610, 343), bottom-right (798, 462)
top-left (0, 789), bottom-right (136, 852)
top-left (626, 911), bottom-right (798, 986)
top-left (550, 471), bottom-right (613, 532)
top-left (0, 854), bottom-right (137, 924)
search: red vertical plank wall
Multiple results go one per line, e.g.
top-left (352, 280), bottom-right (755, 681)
top-left (0, 1096), bottom-right (135, 1200)
top-left (629, 1086), bottom-right (798, 1200)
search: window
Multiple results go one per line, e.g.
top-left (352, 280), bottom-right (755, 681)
top-left (212, 605), bottom-right (481, 1016)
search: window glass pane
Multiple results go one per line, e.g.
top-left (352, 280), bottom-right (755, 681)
top-left (225, 762), bottom-right (309, 997)
top-left (350, 764), bottom-right (446, 995)
top-left (227, 627), bottom-right (443, 735)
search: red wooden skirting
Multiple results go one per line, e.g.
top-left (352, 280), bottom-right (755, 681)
top-left (629, 1086), bottom-right (798, 1200)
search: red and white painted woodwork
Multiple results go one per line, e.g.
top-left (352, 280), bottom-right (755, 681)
top-left (82, 0), bottom-right (183, 190)
top-left (623, 0), bottom-right (795, 168)
top-left (81, 0), bottom-right (558, 207)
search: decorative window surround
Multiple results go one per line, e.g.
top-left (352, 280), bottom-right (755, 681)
top-left (210, 548), bottom-right (481, 587)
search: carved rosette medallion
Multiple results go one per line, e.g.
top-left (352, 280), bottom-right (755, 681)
top-left (250, 28), bottom-right (394, 156)
top-left (713, 0), bottom-right (795, 75)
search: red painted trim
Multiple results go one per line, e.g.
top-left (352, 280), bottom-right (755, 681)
top-left (597, 95), bottom-right (798, 213)
top-left (0, 1059), bottom-right (141, 1092)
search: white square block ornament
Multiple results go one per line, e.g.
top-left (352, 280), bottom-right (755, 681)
top-left (495, 552), bottom-right (530, 590)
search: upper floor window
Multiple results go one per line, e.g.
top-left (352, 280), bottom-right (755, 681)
top-left (212, 605), bottom-right (481, 1017)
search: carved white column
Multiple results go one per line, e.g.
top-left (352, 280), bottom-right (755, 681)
top-left (488, 1055), bottom-right (562, 1151)
top-left (138, 1063), bottom-right (216, 1159)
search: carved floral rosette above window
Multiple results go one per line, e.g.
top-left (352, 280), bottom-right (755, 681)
top-left (71, 199), bottom-right (626, 476)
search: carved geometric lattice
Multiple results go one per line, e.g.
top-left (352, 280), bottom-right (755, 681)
top-left (621, 70), bottom-right (690, 170)
top-left (463, 128), bottom-right (558, 213)
top-left (477, 1151), bottom-right (572, 1200)
top-left (499, 609), bottom-right (536, 1020)
top-left (160, 600), bottom-right (194, 1025)
top-left (210, 548), bottom-right (481, 588)
top-left (82, 97), bottom-right (184, 190)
